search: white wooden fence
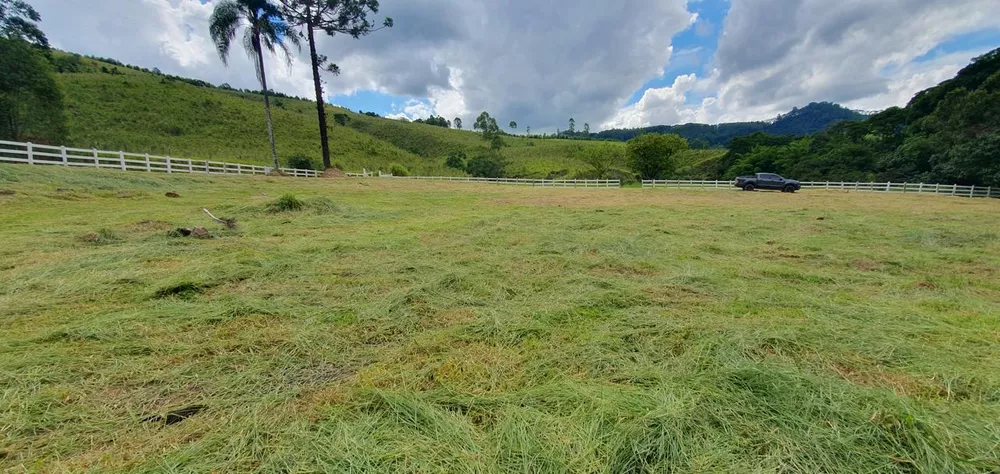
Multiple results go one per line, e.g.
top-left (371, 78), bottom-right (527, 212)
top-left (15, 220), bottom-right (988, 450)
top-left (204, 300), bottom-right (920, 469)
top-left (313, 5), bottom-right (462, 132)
top-left (643, 179), bottom-right (997, 198)
top-left (381, 175), bottom-right (621, 188)
top-left (0, 140), bottom-right (320, 178)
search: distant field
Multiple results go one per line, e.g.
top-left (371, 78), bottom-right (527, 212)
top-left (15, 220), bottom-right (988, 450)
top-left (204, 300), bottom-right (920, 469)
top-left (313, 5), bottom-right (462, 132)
top-left (2, 164), bottom-right (999, 472)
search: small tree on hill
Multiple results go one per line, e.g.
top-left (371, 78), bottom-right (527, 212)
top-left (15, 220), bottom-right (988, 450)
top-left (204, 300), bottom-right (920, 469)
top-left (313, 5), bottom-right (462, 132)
top-left (579, 143), bottom-right (623, 179)
top-left (454, 117), bottom-right (462, 129)
top-left (445, 151), bottom-right (466, 169)
top-left (626, 133), bottom-right (687, 180)
top-left (466, 154), bottom-right (506, 178)
top-left (474, 111), bottom-right (503, 151)
top-left (568, 118), bottom-right (576, 135)
top-left (509, 120), bottom-right (517, 131)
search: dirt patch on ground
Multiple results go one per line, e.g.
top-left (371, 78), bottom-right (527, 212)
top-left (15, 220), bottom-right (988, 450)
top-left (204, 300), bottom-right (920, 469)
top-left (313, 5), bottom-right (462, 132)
top-left (133, 220), bottom-right (173, 231)
top-left (852, 259), bottom-right (884, 271)
top-left (428, 308), bottom-right (478, 328)
top-left (830, 362), bottom-right (945, 398)
top-left (323, 168), bottom-right (347, 178)
top-left (642, 284), bottom-right (708, 306)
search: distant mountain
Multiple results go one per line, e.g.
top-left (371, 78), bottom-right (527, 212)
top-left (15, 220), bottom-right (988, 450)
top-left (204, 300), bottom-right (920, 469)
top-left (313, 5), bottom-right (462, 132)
top-left (768, 102), bottom-right (870, 135)
top-left (593, 102), bottom-right (869, 147)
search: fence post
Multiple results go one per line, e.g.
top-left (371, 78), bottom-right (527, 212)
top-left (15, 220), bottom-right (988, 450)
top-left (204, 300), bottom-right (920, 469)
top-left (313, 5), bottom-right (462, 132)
top-left (144, 154), bottom-right (151, 171)
top-left (935, 183), bottom-right (940, 194)
top-left (237, 164), bottom-right (242, 175)
top-left (885, 182), bottom-right (891, 192)
top-left (92, 149), bottom-right (99, 167)
top-left (855, 182), bottom-right (859, 191)
top-left (61, 146), bottom-right (68, 166)
top-left (988, 187), bottom-right (993, 198)
top-left (166, 156), bottom-right (172, 173)
top-left (902, 182), bottom-right (907, 194)
top-left (952, 184), bottom-right (957, 195)
top-left (825, 181), bottom-right (830, 189)
top-left (187, 160), bottom-right (193, 173)
top-left (970, 185), bottom-right (975, 198)
top-left (119, 151), bottom-right (126, 171)
top-left (918, 183), bottom-right (923, 193)
top-left (27, 142), bottom-right (34, 165)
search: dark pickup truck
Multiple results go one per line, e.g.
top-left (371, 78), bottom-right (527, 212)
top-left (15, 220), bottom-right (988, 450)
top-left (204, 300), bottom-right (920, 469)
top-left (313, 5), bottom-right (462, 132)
top-left (734, 173), bottom-right (801, 193)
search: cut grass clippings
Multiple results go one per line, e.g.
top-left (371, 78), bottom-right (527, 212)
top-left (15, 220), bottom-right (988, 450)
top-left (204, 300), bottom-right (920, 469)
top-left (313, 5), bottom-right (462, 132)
top-left (1, 164), bottom-right (999, 472)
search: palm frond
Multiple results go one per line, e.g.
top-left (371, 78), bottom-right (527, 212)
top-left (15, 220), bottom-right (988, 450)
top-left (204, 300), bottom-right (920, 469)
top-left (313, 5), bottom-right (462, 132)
top-left (208, 0), bottom-right (243, 65)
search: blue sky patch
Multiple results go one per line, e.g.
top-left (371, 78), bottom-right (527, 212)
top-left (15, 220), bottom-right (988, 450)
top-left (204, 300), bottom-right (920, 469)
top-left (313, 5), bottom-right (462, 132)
top-left (330, 89), bottom-right (403, 115)
top-left (914, 28), bottom-right (1000, 63)
top-left (623, 0), bottom-right (730, 106)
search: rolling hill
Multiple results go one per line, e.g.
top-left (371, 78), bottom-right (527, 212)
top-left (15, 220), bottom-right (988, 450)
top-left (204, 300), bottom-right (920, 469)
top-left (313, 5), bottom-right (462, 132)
top-left (51, 54), bottom-right (643, 178)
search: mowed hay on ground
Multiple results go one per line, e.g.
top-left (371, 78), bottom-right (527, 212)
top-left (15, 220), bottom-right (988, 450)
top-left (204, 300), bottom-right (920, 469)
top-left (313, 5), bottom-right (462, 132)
top-left (1, 164), bottom-right (999, 473)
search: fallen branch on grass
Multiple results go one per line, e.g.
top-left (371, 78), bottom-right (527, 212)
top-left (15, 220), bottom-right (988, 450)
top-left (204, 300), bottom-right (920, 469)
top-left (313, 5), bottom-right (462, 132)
top-left (203, 208), bottom-right (238, 229)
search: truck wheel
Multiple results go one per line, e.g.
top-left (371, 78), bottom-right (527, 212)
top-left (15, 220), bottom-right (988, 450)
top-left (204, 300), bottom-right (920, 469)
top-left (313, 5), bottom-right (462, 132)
top-left (783, 185), bottom-right (796, 193)
top-left (743, 183), bottom-right (756, 191)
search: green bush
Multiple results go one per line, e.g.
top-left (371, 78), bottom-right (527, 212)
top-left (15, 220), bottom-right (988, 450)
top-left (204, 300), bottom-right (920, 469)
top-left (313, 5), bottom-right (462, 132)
top-left (445, 151), bottom-right (467, 170)
top-left (546, 169), bottom-right (570, 179)
top-left (286, 154), bottom-right (316, 171)
top-left (466, 154), bottom-right (506, 178)
top-left (267, 194), bottom-right (305, 212)
top-left (626, 133), bottom-right (688, 180)
top-left (390, 164), bottom-right (410, 176)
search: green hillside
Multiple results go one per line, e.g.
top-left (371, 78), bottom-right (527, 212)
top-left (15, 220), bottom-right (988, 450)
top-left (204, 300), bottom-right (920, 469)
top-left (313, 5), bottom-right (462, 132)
top-left (52, 55), bottom-right (625, 177)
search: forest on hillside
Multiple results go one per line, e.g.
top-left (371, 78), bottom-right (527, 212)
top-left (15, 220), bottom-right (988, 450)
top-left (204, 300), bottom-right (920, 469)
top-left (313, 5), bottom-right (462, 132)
top-left (713, 48), bottom-right (1000, 187)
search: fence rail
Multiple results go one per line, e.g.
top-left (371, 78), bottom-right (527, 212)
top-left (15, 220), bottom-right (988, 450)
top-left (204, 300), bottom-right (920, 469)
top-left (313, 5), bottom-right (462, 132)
top-left (0, 140), bottom-right (320, 178)
top-left (642, 179), bottom-right (997, 198)
top-left (380, 175), bottom-right (621, 188)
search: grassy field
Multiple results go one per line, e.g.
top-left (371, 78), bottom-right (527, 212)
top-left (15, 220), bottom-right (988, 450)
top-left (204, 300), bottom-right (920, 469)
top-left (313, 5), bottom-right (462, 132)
top-left (53, 56), bottom-right (629, 177)
top-left (2, 164), bottom-right (999, 472)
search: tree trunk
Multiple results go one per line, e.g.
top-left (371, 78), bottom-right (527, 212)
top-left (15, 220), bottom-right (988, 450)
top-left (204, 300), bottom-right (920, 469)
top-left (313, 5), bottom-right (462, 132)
top-left (306, 20), bottom-right (332, 170)
top-left (254, 35), bottom-right (280, 171)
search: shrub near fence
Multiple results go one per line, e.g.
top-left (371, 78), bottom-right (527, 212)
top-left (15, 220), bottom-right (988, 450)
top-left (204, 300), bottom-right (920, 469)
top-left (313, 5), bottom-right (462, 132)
top-left (0, 140), bottom-right (320, 178)
top-left (642, 180), bottom-right (998, 198)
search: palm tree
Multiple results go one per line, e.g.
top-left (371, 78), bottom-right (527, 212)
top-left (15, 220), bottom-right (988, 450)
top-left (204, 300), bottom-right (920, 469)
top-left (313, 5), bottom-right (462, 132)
top-left (210, 0), bottom-right (299, 171)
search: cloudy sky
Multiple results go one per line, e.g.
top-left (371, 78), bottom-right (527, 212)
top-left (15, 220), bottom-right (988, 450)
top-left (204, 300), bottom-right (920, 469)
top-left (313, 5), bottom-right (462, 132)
top-left (31, 0), bottom-right (1000, 132)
